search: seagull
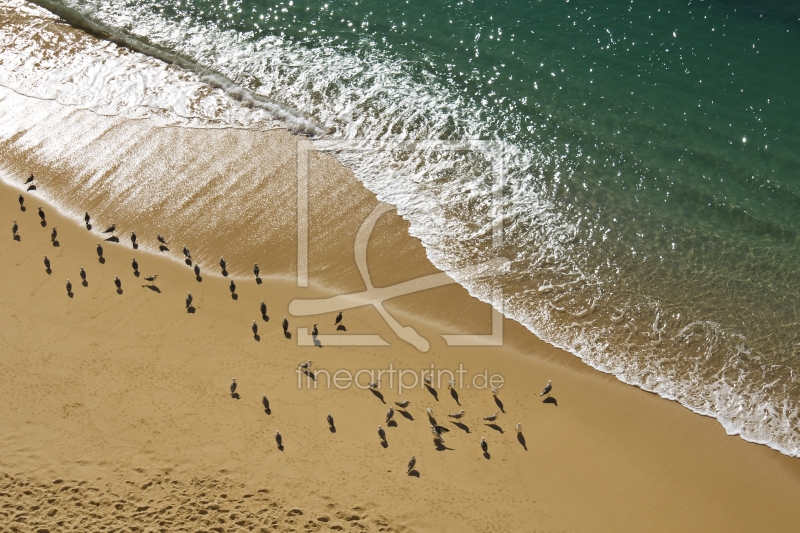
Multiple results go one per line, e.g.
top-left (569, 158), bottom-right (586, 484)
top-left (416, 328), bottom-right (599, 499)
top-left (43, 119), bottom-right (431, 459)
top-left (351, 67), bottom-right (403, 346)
top-left (326, 413), bottom-right (334, 428)
top-left (368, 379), bottom-right (380, 390)
top-left (260, 301), bottom-right (267, 316)
top-left (183, 245), bottom-right (191, 259)
top-left (298, 360), bottom-right (312, 371)
top-left (275, 430), bottom-right (282, 448)
top-left (378, 425), bottom-right (386, 442)
top-left (157, 234), bottom-right (168, 245)
top-left (448, 410), bottom-right (465, 420)
top-left (18, 195), bottom-right (24, 207)
top-left (540, 380), bottom-right (552, 397)
top-left (491, 386), bottom-right (500, 396)
top-left (447, 378), bottom-right (455, 390)
top-left (130, 232), bottom-right (137, 245)
top-left (262, 395), bottom-right (269, 410)
top-left (480, 437), bottom-right (488, 454)
top-left (12, 221), bottom-right (18, 237)
top-left (386, 407), bottom-right (394, 423)
top-left (144, 275), bottom-right (157, 285)
top-left (194, 264), bottom-right (201, 277)
top-left (229, 280), bottom-right (236, 294)
top-left (50, 227), bottom-right (57, 242)
top-left (424, 376), bottom-right (432, 387)
top-left (407, 455), bottom-right (416, 474)
top-left (335, 311), bottom-right (343, 325)
top-left (102, 223), bottom-right (116, 233)
top-left (186, 293), bottom-right (193, 308)
top-left (80, 268), bottom-right (86, 282)
top-left (25, 174), bottom-right (34, 184)
top-left (252, 320), bottom-right (258, 336)
top-left (430, 425), bottom-right (445, 443)
top-left (395, 400), bottom-right (410, 409)
top-left (253, 263), bottom-right (259, 278)
top-left (114, 277), bottom-right (121, 290)
top-left (515, 422), bottom-right (522, 433)
top-left (483, 411), bottom-right (499, 423)
top-left (312, 324), bottom-right (318, 336)
top-left (426, 407), bottom-right (434, 417)
top-left (131, 258), bottom-right (139, 272)
top-left (230, 378), bottom-right (237, 396)
top-left (43, 256), bottom-right (50, 270)
top-left (96, 244), bottom-right (103, 258)
top-left (219, 257), bottom-right (226, 271)
top-left (84, 212), bottom-right (90, 224)
top-left (38, 207), bottom-right (45, 221)
top-left (66, 280), bottom-right (72, 294)
top-left (282, 317), bottom-right (288, 332)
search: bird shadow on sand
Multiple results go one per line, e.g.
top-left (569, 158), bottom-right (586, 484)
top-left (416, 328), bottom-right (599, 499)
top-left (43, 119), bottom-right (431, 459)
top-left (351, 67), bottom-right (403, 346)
top-left (277, 444), bottom-right (284, 451)
top-left (387, 420), bottom-right (398, 428)
top-left (187, 306), bottom-right (196, 314)
top-left (313, 337), bottom-right (322, 348)
top-left (517, 432), bottom-right (527, 450)
top-left (256, 277), bottom-right (263, 285)
top-left (450, 388), bottom-right (460, 405)
top-left (284, 331), bottom-right (292, 339)
top-left (159, 245), bottom-right (169, 252)
top-left (82, 280), bottom-right (88, 287)
top-left (408, 470), bottom-right (420, 477)
top-left (450, 422), bottom-right (470, 433)
top-left (98, 257), bottom-right (105, 264)
top-left (486, 423), bottom-right (504, 434)
top-left (543, 396), bottom-right (558, 406)
top-left (301, 369), bottom-right (316, 381)
top-left (144, 285), bottom-right (161, 293)
top-left (20, 206), bottom-right (26, 212)
top-left (254, 334), bottom-right (261, 342)
top-left (263, 408), bottom-right (271, 415)
top-left (329, 426), bottom-right (336, 433)
top-left (434, 442), bottom-right (454, 452)
top-left (67, 292), bottom-right (73, 298)
top-left (45, 268), bottom-right (52, 275)
top-left (483, 452), bottom-right (491, 460)
top-left (195, 275), bottom-right (202, 282)
top-left (398, 410), bottom-right (414, 421)
top-left (132, 243), bottom-right (138, 250)
top-left (261, 314), bottom-right (269, 322)
top-left (231, 293), bottom-right (238, 300)
top-left (427, 415), bottom-right (437, 426)
top-left (116, 288), bottom-right (123, 295)
top-left (52, 240), bottom-right (60, 247)
top-left (13, 235), bottom-right (21, 241)
top-left (84, 223), bottom-right (90, 230)
top-left (425, 385), bottom-right (439, 401)
top-left (494, 396), bottom-right (505, 412)
top-left (336, 324), bottom-right (347, 331)
top-left (40, 220), bottom-right (47, 227)
top-left (221, 269), bottom-right (228, 277)
top-left (380, 441), bottom-right (388, 449)
top-left (134, 271), bottom-right (140, 277)
top-left (369, 389), bottom-right (385, 403)
top-left (105, 236), bottom-right (119, 243)
top-left (231, 392), bottom-right (240, 400)
top-left (185, 259), bottom-right (192, 266)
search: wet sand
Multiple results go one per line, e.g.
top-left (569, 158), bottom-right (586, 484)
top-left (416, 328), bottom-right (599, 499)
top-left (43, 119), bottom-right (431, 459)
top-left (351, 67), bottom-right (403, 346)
top-left (2, 99), bottom-right (800, 531)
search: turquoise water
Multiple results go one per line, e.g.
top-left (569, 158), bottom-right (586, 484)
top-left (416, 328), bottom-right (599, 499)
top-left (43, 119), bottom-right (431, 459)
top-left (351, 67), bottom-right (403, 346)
top-left (18, 0), bottom-right (800, 455)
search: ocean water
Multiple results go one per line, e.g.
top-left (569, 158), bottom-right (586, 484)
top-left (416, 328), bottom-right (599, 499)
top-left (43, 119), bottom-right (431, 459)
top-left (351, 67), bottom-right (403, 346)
top-left (3, 0), bottom-right (799, 456)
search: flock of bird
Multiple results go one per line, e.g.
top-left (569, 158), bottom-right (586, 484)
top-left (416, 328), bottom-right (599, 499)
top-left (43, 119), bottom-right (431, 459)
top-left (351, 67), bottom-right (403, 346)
top-left (10, 173), bottom-right (556, 477)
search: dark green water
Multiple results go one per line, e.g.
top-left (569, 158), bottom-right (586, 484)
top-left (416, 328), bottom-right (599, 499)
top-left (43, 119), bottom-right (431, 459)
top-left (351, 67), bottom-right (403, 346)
top-left (18, 0), bottom-right (800, 455)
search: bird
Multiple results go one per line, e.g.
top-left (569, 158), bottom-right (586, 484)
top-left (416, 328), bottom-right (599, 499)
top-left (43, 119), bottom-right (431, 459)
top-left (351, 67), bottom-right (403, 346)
top-left (483, 411), bottom-right (499, 423)
top-left (426, 407), bottom-right (434, 417)
top-left (157, 234), bottom-right (168, 245)
top-left (18, 195), bottom-right (24, 207)
top-left (480, 437), bottom-right (488, 454)
top-left (326, 413), bottom-right (334, 428)
top-left (96, 244), bottom-right (103, 258)
top-left (260, 301), bottom-right (267, 317)
top-left (424, 376), bottom-right (432, 387)
top-left (515, 422), bottom-right (522, 433)
top-left (182, 245), bottom-right (191, 259)
top-left (229, 280), bottom-right (236, 294)
top-left (38, 207), bottom-right (45, 221)
top-left (79, 267), bottom-right (86, 282)
top-left (50, 227), bottom-right (57, 242)
top-left (540, 380), bottom-right (552, 397)
top-left (395, 400), bottom-right (410, 409)
top-left (335, 312), bottom-right (343, 325)
top-left (230, 378), bottom-right (237, 396)
top-left (144, 275), bottom-right (157, 285)
top-left (378, 425), bottom-right (386, 443)
top-left (448, 410), bottom-right (465, 420)
top-left (368, 379), bottom-right (380, 390)
top-left (312, 324), bottom-right (318, 336)
top-left (130, 232), bottom-right (137, 245)
top-left (12, 221), bottom-right (18, 237)
top-left (131, 258), bottom-right (139, 272)
top-left (386, 407), bottom-right (394, 423)
top-left (275, 430), bottom-right (282, 448)
top-left (298, 360), bottom-right (312, 371)
top-left (491, 386), bottom-right (500, 396)
top-left (447, 378), bottom-right (455, 390)
top-left (282, 317), bottom-right (288, 332)
top-left (114, 277), bottom-right (121, 291)
top-left (407, 455), bottom-right (416, 474)
top-left (253, 263), bottom-right (259, 278)
top-left (252, 320), bottom-right (258, 336)
top-left (102, 223), bottom-right (115, 233)
top-left (25, 174), bottom-right (34, 184)
top-left (66, 280), bottom-right (72, 294)
top-left (194, 264), bottom-right (201, 277)
top-left (186, 293), bottom-right (193, 308)
top-left (219, 257), bottom-right (226, 271)
top-left (262, 395), bottom-right (269, 411)
top-left (43, 256), bottom-right (50, 270)
top-left (84, 212), bottom-right (90, 224)
top-left (430, 425), bottom-right (445, 443)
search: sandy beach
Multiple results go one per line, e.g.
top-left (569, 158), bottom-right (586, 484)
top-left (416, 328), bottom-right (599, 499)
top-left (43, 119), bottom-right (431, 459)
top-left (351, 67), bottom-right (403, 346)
top-left (2, 99), bottom-right (800, 533)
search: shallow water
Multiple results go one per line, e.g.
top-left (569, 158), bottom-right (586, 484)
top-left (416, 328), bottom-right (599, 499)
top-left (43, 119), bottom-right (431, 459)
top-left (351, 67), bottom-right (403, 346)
top-left (3, 0), bottom-right (799, 456)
